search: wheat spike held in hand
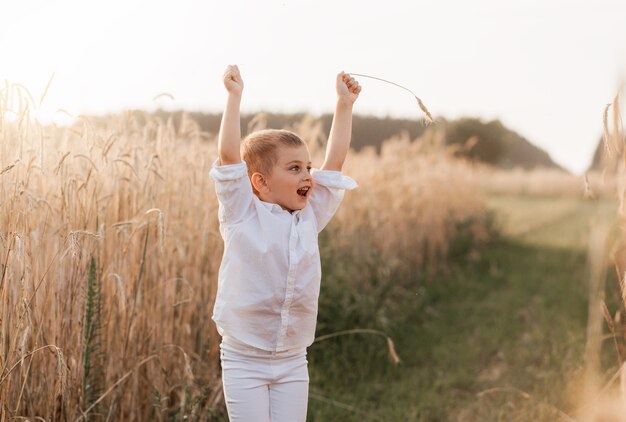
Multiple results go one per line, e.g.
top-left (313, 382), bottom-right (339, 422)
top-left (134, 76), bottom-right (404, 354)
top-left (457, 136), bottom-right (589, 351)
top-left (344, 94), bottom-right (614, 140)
top-left (347, 72), bottom-right (434, 124)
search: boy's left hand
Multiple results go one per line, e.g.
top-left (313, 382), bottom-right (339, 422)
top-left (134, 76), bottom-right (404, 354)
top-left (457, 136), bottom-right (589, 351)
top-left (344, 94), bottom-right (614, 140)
top-left (336, 72), bottom-right (361, 105)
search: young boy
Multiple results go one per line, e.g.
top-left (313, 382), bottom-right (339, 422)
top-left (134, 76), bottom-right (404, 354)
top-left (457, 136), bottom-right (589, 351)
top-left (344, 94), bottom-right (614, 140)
top-left (209, 64), bottom-right (361, 422)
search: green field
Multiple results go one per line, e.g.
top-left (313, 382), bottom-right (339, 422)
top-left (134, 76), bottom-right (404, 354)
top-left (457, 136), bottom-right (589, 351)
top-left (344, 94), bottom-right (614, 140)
top-left (307, 195), bottom-right (619, 421)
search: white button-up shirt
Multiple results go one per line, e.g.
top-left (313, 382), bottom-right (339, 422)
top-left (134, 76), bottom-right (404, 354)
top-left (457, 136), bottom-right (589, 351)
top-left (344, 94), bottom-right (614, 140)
top-left (209, 160), bottom-right (357, 351)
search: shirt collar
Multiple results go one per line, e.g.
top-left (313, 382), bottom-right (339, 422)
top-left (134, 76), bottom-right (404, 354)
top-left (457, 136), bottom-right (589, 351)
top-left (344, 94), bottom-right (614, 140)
top-left (257, 198), bottom-right (302, 217)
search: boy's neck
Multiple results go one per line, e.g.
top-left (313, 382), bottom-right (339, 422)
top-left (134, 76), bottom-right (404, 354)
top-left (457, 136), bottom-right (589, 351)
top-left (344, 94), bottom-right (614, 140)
top-left (257, 194), bottom-right (295, 214)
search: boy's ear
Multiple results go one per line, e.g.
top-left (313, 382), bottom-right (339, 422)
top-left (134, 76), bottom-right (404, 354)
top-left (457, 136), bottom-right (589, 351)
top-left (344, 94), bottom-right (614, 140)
top-left (251, 172), bottom-right (269, 193)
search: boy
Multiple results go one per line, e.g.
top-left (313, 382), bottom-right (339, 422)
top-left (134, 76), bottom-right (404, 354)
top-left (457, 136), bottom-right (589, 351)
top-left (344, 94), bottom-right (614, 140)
top-left (209, 64), bottom-right (361, 421)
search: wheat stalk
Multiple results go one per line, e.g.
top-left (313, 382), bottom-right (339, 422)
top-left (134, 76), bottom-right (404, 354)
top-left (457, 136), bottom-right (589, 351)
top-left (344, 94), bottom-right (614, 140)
top-left (38, 73), bottom-right (55, 107)
top-left (152, 92), bottom-right (175, 102)
top-left (314, 328), bottom-right (400, 365)
top-left (347, 72), bottom-right (434, 123)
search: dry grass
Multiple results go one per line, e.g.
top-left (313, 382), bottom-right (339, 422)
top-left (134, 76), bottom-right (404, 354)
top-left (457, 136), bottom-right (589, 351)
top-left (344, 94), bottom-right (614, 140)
top-left (0, 82), bottom-right (492, 420)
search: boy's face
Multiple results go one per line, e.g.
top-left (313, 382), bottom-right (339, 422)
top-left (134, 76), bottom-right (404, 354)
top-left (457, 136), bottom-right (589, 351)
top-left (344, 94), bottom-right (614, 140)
top-left (259, 144), bottom-right (313, 212)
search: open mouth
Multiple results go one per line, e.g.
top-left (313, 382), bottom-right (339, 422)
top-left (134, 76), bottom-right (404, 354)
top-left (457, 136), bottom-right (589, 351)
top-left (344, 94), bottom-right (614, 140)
top-left (297, 186), bottom-right (310, 197)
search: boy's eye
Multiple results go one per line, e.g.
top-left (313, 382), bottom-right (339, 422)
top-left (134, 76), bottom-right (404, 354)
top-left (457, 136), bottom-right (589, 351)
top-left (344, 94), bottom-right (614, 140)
top-left (290, 166), bottom-right (300, 171)
top-left (306, 166), bottom-right (312, 172)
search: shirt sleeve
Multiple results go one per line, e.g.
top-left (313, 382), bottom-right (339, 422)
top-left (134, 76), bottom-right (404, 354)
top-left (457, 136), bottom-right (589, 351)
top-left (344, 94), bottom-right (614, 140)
top-left (209, 159), bottom-right (255, 226)
top-left (308, 169), bottom-right (358, 232)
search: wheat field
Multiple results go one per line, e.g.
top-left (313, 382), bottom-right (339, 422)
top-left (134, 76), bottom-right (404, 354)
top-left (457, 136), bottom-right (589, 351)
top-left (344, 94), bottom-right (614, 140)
top-left (0, 84), bottom-right (492, 420)
top-left (3, 80), bottom-right (625, 421)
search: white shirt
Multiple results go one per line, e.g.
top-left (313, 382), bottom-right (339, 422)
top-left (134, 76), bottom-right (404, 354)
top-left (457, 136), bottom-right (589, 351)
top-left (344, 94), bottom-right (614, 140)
top-left (209, 160), bottom-right (357, 351)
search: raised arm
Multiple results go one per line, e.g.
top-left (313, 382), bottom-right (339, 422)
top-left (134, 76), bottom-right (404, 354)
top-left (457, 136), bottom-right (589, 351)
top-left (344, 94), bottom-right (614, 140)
top-left (321, 72), bottom-right (361, 171)
top-left (217, 65), bottom-right (244, 165)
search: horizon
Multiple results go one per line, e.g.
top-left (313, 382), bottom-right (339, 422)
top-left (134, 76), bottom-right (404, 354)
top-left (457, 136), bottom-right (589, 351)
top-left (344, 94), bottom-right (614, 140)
top-left (84, 107), bottom-right (589, 171)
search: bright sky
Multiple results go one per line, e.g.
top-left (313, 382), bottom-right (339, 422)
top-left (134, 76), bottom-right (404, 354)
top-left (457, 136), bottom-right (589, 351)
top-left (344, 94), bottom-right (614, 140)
top-left (2, 0), bottom-right (626, 173)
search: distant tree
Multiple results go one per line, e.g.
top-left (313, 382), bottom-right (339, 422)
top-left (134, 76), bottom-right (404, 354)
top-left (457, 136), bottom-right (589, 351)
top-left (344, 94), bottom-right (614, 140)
top-left (588, 136), bottom-right (603, 171)
top-left (445, 117), bottom-right (560, 170)
top-left (588, 134), bottom-right (624, 173)
top-left (118, 110), bottom-right (561, 170)
top-left (445, 118), bottom-right (506, 163)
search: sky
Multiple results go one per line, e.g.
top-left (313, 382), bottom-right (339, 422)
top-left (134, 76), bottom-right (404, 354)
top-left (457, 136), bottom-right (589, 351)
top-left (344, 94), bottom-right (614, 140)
top-left (2, 0), bottom-right (626, 174)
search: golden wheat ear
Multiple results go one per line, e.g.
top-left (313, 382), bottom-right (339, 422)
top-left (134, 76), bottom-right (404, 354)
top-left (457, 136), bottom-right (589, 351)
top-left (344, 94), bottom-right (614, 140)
top-left (347, 72), bottom-right (434, 124)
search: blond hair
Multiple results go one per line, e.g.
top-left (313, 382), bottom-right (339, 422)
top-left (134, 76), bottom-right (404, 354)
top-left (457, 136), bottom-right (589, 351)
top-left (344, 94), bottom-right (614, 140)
top-left (241, 129), bottom-right (306, 178)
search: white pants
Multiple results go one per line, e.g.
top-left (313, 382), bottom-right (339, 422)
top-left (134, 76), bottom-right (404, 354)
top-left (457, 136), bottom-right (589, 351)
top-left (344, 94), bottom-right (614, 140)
top-left (220, 336), bottom-right (309, 422)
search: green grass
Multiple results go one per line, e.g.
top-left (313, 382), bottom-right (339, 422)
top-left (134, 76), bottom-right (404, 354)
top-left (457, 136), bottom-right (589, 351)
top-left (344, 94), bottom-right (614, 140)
top-left (307, 195), bottom-right (619, 422)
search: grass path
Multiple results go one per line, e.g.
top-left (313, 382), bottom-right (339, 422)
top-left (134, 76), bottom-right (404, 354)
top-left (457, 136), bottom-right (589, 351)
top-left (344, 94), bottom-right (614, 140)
top-left (308, 195), bottom-right (618, 421)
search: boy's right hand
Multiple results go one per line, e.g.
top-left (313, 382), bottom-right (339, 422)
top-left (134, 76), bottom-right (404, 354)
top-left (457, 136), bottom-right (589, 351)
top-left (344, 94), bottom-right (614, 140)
top-left (223, 65), bottom-right (244, 96)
